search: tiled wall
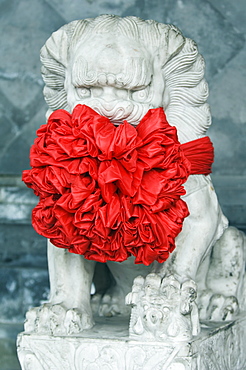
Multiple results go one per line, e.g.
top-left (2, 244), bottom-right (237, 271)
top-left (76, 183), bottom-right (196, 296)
top-left (0, 0), bottom-right (245, 324)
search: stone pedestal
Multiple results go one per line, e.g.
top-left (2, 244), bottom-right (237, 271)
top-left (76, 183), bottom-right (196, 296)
top-left (17, 314), bottom-right (246, 369)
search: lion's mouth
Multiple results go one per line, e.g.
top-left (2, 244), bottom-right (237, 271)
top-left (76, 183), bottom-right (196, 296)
top-left (81, 98), bottom-right (152, 126)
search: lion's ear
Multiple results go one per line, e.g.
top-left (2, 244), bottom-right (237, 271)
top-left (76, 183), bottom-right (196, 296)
top-left (40, 27), bottom-right (69, 113)
top-left (159, 24), bottom-right (185, 65)
top-left (40, 21), bottom-right (80, 113)
top-left (165, 25), bottom-right (185, 62)
top-left (41, 27), bottom-right (69, 69)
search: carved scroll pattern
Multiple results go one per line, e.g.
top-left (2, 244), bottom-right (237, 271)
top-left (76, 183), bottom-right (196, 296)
top-left (18, 339), bottom-right (190, 370)
top-left (17, 336), bottom-right (76, 370)
top-left (17, 318), bottom-right (246, 370)
top-left (197, 321), bottom-right (246, 369)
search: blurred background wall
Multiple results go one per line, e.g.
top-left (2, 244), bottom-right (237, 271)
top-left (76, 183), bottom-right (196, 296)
top-left (0, 0), bottom-right (245, 368)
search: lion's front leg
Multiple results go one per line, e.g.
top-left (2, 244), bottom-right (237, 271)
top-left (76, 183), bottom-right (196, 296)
top-left (162, 177), bottom-right (227, 282)
top-left (25, 240), bottom-right (96, 335)
top-left (158, 178), bottom-right (228, 324)
top-left (126, 177), bottom-right (228, 340)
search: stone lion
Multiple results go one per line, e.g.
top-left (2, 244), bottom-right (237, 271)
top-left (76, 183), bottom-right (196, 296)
top-left (25, 15), bottom-right (246, 338)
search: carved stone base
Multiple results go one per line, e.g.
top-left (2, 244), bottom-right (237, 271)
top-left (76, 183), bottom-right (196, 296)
top-left (17, 314), bottom-right (246, 369)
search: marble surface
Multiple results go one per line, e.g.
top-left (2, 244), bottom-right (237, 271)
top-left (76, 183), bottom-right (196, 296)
top-left (17, 314), bottom-right (246, 369)
top-left (21, 16), bottom-right (245, 343)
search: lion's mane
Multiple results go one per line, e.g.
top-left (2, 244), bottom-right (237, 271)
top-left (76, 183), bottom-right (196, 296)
top-left (40, 15), bottom-right (211, 144)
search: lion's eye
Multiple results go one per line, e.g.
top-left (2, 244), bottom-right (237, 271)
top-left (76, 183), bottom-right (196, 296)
top-left (76, 87), bottom-right (91, 99)
top-left (131, 87), bottom-right (149, 102)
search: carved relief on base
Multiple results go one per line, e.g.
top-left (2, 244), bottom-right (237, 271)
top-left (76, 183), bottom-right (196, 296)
top-left (17, 315), bottom-right (246, 370)
top-left (17, 335), bottom-right (192, 370)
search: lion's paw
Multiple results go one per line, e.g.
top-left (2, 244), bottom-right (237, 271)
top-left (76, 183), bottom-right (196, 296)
top-left (24, 303), bottom-right (94, 335)
top-left (97, 287), bottom-right (130, 317)
top-left (64, 308), bottom-right (93, 334)
top-left (207, 294), bottom-right (239, 321)
top-left (199, 290), bottom-right (239, 322)
top-left (127, 274), bottom-right (200, 340)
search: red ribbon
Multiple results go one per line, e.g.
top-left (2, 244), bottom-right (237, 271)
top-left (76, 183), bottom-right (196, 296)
top-left (181, 137), bottom-right (213, 176)
top-left (22, 105), bottom-right (213, 265)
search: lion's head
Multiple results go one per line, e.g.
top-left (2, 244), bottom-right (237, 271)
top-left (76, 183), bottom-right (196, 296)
top-left (41, 15), bottom-right (211, 143)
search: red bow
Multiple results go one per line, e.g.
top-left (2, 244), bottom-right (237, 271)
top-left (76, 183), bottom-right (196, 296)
top-left (23, 105), bottom-right (213, 265)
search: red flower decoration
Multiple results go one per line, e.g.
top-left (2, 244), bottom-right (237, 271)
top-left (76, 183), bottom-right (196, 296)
top-left (23, 105), bottom-right (192, 265)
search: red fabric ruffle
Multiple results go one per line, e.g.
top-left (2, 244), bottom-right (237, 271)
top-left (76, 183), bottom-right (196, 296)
top-left (181, 137), bottom-right (213, 175)
top-left (22, 105), bottom-right (213, 265)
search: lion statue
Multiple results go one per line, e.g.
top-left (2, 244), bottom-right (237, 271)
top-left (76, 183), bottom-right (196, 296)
top-left (23, 15), bottom-right (246, 338)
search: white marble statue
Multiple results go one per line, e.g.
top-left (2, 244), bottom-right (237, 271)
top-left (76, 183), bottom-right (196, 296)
top-left (24, 15), bottom-right (246, 340)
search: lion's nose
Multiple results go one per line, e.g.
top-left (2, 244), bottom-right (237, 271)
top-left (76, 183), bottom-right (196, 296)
top-left (101, 87), bottom-right (118, 102)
